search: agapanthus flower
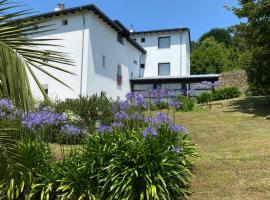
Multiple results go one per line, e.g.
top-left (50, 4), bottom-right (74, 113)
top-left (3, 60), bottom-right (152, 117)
top-left (168, 99), bottom-right (181, 109)
top-left (156, 112), bottom-right (171, 124)
top-left (143, 126), bottom-right (158, 137)
top-left (61, 124), bottom-right (81, 136)
top-left (97, 125), bottom-right (113, 134)
top-left (129, 113), bottom-right (143, 120)
top-left (22, 111), bottom-right (67, 129)
top-left (0, 98), bottom-right (15, 112)
top-left (168, 123), bottom-right (188, 134)
top-left (114, 111), bottom-right (129, 121)
top-left (144, 116), bottom-right (157, 124)
top-left (119, 100), bottom-right (131, 111)
top-left (112, 122), bottom-right (124, 128)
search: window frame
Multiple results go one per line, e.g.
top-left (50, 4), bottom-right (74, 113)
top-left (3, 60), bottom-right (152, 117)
top-left (62, 19), bottom-right (68, 26)
top-left (117, 32), bottom-right (124, 45)
top-left (158, 36), bottom-right (171, 49)
top-left (158, 63), bottom-right (171, 76)
top-left (141, 38), bottom-right (145, 43)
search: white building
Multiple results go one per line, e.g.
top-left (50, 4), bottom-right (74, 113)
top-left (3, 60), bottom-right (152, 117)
top-left (26, 4), bottom-right (219, 100)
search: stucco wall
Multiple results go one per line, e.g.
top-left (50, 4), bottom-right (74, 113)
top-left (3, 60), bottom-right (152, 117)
top-left (28, 11), bottom-right (143, 101)
top-left (86, 12), bottom-right (143, 100)
top-left (132, 30), bottom-right (190, 77)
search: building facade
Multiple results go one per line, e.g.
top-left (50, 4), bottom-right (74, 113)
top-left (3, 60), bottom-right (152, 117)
top-left (26, 4), bottom-right (218, 100)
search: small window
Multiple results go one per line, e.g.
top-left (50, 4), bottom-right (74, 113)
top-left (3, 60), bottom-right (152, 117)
top-left (140, 64), bottom-right (145, 69)
top-left (117, 32), bottom-right (124, 44)
top-left (117, 64), bottom-right (122, 86)
top-left (141, 38), bottom-right (145, 43)
top-left (102, 55), bottom-right (106, 68)
top-left (62, 19), bottom-right (68, 26)
top-left (101, 91), bottom-right (106, 97)
top-left (158, 36), bottom-right (171, 48)
top-left (130, 72), bottom-right (134, 78)
top-left (133, 60), bottom-right (138, 65)
top-left (158, 63), bottom-right (170, 76)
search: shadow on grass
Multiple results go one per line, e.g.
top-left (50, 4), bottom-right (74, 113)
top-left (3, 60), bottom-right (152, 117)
top-left (226, 96), bottom-right (270, 120)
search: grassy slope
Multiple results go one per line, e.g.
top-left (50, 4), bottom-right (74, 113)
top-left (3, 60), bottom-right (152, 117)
top-left (175, 96), bottom-right (270, 200)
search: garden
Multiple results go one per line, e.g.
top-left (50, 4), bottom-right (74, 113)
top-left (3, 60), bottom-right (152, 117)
top-left (0, 84), bottom-right (243, 200)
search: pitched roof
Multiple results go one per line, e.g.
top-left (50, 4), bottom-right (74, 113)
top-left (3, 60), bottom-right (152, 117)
top-left (132, 28), bottom-right (190, 35)
top-left (17, 4), bottom-right (146, 53)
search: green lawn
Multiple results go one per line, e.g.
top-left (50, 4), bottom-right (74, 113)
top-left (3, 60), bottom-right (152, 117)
top-left (175, 96), bottom-right (270, 200)
top-left (49, 96), bottom-right (270, 199)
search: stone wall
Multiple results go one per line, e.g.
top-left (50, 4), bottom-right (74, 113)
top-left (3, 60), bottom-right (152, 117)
top-left (219, 70), bottom-right (249, 93)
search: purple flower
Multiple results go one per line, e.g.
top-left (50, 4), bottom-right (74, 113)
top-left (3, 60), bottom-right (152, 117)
top-left (61, 124), bottom-right (81, 136)
top-left (112, 122), bottom-right (124, 128)
top-left (22, 111), bottom-right (67, 129)
top-left (168, 99), bottom-right (181, 109)
top-left (143, 126), bottom-right (158, 137)
top-left (168, 123), bottom-right (188, 134)
top-left (129, 113), bottom-right (143, 120)
top-left (144, 116), bottom-right (157, 124)
top-left (119, 100), bottom-right (130, 111)
top-left (97, 125), bottom-right (113, 134)
top-left (114, 111), bottom-right (129, 121)
top-left (156, 112), bottom-right (171, 124)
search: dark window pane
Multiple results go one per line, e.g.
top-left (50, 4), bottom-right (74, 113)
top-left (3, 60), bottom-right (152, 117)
top-left (158, 63), bottom-right (170, 75)
top-left (158, 37), bottom-right (170, 48)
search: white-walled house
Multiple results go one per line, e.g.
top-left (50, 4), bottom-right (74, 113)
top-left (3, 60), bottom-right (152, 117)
top-left (24, 4), bottom-right (219, 100)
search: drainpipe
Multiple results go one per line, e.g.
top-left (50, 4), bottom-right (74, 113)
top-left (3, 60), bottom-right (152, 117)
top-left (79, 8), bottom-right (86, 96)
top-left (179, 29), bottom-right (182, 76)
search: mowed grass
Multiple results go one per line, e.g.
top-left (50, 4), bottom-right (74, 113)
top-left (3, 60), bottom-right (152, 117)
top-left (174, 96), bottom-right (270, 200)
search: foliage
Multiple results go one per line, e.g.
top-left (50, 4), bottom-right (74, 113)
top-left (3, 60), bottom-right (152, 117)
top-left (196, 92), bottom-right (213, 104)
top-left (191, 37), bottom-right (227, 74)
top-left (199, 28), bottom-right (232, 47)
top-left (54, 95), bottom-right (114, 132)
top-left (0, 0), bottom-right (73, 110)
top-left (232, 0), bottom-right (270, 95)
top-left (213, 86), bottom-right (242, 100)
top-left (176, 96), bottom-right (197, 112)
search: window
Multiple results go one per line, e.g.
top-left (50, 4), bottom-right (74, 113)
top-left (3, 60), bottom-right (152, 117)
top-left (133, 38), bottom-right (137, 41)
top-left (140, 64), bottom-right (145, 69)
top-left (62, 19), bottom-right (68, 26)
top-left (101, 91), bottom-right (106, 97)
top-left (102, 55), bottom-right (106, 68)
top-left (141, 38), bottom-right (145, 43)
top-left (158, 63), bottom-right (170, 76)
top-left (158, 36), bottom-right (171, 48)
top-left (130, 72), bottom-right (133, 78)
top-left (117, 64), bottom-right (122, 86)
top-left (133, 60), bottom-right (138, 65)
top-left (117, 32), bottom-right (124, 44)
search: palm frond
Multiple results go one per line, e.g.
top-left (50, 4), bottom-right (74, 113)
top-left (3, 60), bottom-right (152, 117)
top-left (0, 0), bottom-right (74, 110)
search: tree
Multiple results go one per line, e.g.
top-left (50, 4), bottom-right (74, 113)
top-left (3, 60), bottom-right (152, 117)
top-left (232, 0), bottom-right (270, 95)
top-left (199, 28), bottom-right (232, 47)
top-left (191, 37), bottom-right (227, 74)
top-left (0, 0), bottom-right (73, 110)
top-left (0, 0), bottom-right (73, 182)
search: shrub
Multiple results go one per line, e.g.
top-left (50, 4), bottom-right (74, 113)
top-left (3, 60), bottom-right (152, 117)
top-left (176, 96), bottom-right (197, 111)
top-left (196, 92), bottom-right (213, 104)
top-left (213, 86), bottom-right (241, 100)
top-left (54, 95), bottom-right (114, 132)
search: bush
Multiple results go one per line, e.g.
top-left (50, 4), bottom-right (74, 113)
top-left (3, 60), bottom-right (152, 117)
top-left (54, 95), bottom-right (114, 132)
top-left (213, 86), bottom-right (241, 100)
top-left (196, 92), bottom-right (213, 104)
top-left (176, 96), bottom-right (197, 111)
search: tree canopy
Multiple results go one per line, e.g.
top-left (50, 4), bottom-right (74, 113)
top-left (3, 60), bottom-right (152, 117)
top-left (232, 0), bottom-right (270, 95)
top-left (199, 28), bottom-right (232, 47)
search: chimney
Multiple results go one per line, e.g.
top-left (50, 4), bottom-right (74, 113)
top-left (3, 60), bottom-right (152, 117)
top-left (129, 25), bottom-right (134, 33)
top-left (54, 3), bottom-right (65, 11)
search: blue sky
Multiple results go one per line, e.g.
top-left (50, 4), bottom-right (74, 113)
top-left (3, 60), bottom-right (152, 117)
top-left (20, 0), bottom-right (242, 41)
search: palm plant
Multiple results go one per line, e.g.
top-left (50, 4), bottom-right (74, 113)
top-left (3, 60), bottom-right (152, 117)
top-left (0, 0), bottom-right (74, 192)
top-left (0, 0), bottom-right (73, 110)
